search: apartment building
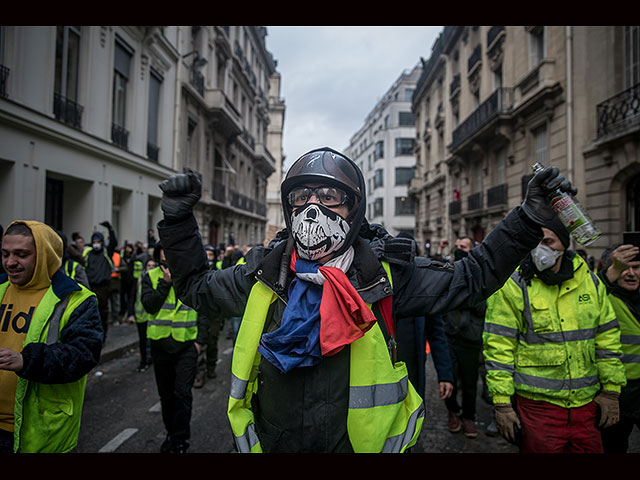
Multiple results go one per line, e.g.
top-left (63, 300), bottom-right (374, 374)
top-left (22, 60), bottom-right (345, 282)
top-left (346, 63), bottom-right (422, 237)
top-left (266, 70), bottom-right (286, 238)
top-left (0, 26), bottom-right (282, 248)
top-left (410, 26), bottom-right (640, 259)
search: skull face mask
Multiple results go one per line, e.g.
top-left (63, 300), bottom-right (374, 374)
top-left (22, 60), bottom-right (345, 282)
top-left (291, 203), bottom-right (350, 261)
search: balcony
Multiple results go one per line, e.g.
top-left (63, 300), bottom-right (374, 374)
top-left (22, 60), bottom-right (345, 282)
top-left (450, 87), bottom-right (513, 151)
top-left (449, 200), bottom-right (461, 216)
top-left (596, 83), bottom-right (640, 141)
top-left (211, 181), bottom-right (226, 204)
top-left (468, 192), bottom-right (483, 211)
top-left (254, 142), bottom-right (276, 175)
top-left (111, 123), bottom-right (129, 150)
top-left (147, 142), bottom-right (159, 162)
top-left (487, 183), bottom-right (508, 208)
top-left (53, 93), bottom-right (83, 129)
top-left (204, 88), bottom-right (242, 139)
top-left (0, 64), bottom-right (9, 98)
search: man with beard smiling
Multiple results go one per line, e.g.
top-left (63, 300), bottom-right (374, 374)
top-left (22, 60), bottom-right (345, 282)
top-left (156, 147), bottom-right (576, 453)
top-left (0, 221), bottom-right (102, 453)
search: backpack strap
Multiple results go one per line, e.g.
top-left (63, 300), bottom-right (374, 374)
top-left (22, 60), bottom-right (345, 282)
top-left (373, 261), bottom-right (397, 362)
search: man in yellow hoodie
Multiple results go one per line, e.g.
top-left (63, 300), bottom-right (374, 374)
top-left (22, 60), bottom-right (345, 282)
top-left (0, 221), bottom-right (103, 453)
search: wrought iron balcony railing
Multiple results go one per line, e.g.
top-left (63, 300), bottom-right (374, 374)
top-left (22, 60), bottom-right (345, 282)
top-left (147, 142), bottom-right (159, 162)
top-left (449, 200), bottom-right (461, 216)
top-left (53, 93), bottom-right (83, 129)
top-left (468, 192), bottom-right (483, 211)
top-left (451, 87), bottom-right (513, 151)
top-left (596, 83), bottom-right (640, 139)
top-left (487, 183), bottom-right (508, 207)
top-left (111, 123), bottom-right (129, 149)
top-left (0, 64), bottom-right (9, 98)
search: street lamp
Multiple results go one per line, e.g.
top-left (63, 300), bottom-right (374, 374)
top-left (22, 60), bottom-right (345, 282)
top-left (182, 50), bottom-right (208, 69)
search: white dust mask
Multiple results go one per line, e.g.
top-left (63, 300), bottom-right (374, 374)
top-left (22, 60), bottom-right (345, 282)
top-left (531, 244), bottom-right (562, 271)
top-left (291, 203), bottom-right (350, 262)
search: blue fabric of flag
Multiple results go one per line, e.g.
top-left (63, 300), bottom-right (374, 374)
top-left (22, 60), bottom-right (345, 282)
top-left (258, 259), bottom-right (323, 373)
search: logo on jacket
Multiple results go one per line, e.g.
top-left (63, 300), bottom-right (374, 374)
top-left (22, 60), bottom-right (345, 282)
top-left (578, 293), bottom-right (592, 304)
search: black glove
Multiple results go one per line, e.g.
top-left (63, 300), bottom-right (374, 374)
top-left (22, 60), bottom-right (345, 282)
top-left (521, 166), bottom-right (577, 225)
top-left (99, 221), bottom-right (112, 230)
top-left (159, 168), bottom-right (202, 223)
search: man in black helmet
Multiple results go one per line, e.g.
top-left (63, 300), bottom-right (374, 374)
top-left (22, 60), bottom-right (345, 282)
top-left (156, 147), bottom-right (576, 453)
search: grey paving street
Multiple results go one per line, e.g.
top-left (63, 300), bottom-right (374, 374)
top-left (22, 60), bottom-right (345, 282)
top-left (92, 321), bottom-right (640, 454)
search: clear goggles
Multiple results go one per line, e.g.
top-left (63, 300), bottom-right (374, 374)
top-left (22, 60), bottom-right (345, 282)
top-left (287, 186), bottom-right (349, 208)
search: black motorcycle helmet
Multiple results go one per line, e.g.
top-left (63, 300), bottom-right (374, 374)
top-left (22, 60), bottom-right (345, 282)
top-left (281, 147), bottom-right (366, 259)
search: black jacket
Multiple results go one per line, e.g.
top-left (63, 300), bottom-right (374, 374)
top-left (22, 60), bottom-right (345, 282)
top-left (158, 207), bottom-right (542, 452)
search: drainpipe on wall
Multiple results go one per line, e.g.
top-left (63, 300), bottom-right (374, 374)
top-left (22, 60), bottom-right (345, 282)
top-left (173, 27), bottom-right (183, 172)
top-left (566, 26), bottom-right (573, 183)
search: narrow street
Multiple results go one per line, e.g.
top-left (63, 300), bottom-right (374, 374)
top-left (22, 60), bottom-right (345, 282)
top-left (77, 321), bottom-right (640, 454)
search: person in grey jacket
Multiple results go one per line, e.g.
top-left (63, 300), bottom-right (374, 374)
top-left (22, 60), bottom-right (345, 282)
top-left (156, 147), bottom-right (575, 453)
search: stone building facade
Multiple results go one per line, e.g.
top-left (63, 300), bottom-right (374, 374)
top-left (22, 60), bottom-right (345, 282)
top-left (0, 25), bottom-right (283, 249)
top-left (346, 63), bottom-right (423, 237)
top-left (410, 26), bottom-right (639, 260)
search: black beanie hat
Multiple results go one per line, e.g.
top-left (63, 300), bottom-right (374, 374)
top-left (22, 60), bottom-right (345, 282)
top-left (542, 216), bottom-right (570, 249)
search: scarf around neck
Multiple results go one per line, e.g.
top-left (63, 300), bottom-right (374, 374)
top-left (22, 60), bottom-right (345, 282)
top-left (257, 246), bottom-right (377, 373)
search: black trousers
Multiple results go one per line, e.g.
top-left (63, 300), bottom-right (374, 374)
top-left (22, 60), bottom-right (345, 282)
top-left (91, 282), bottom-right (111, 338)
top-left (444, 337), bottom-right (482, 420)
top-left (136, 321), bottom-right (150, 364)
top-left (150, 340), bottom-right (198, 446)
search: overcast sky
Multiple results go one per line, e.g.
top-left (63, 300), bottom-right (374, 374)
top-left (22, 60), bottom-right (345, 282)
top-left (264, 26), bottom-right (442, 170)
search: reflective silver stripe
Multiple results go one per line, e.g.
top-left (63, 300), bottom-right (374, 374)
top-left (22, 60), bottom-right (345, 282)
top-left (597, 319), bottom-right (620, 333)
top-left (484, 322), bottom-right (519, 339)
top-left (147, 319), bottom-right (197, 328)
top-left (230, 373), bottom-right (248, 400)
top-left (234, 423), bottom-right (260, 453)
top-left (514, 372), bottom-right (599, 391)
top-left (596, 349), bottom-right (623, 360)
top-left (528, 328), bottom-right (596, 344)
top-left (46, 294), bottom-right (72, 345)
top-left (622, 353), bottom-right (640, 364)
top-left (485, 360), bottom-right (515, 373)
top-left (162, 302), bottom-right (176, 309)
top-left (381, 401), bottom-right (425, 453)
top-left (178, 304), bottom-right (193, 312)
top-left (621, 335), bottom-right (640, 345)
top-left (349, 375), bottom-right (408, 409)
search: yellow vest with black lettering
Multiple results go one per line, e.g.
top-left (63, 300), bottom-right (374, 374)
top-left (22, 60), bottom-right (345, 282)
top-left (146, 267), bottom-right (197, 342)
top-left (0, 279), bottom-right (96, 453)
top-left (228, 261), bottom-right (425, 453)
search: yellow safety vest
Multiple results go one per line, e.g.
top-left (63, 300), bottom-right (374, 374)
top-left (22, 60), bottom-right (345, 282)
top-left (609, 294), bottom-right (640, 381)
top-left (0, 280), bottom-right (96, 453)
top-left (228, 261), bottom-right (425, 453)
top-left (145, 267), bottom-right (197, 342)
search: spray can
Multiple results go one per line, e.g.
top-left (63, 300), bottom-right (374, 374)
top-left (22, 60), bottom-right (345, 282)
top-left (531, 162), bottom-right (601, 246)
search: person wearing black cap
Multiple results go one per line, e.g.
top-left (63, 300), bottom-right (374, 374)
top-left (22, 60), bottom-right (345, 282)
top-left (82, 221), bottom-right (117, 338)
top-left (156, 147), bottom-right (577, 453)
top-left (483, 215), bottom-right (626, 453)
